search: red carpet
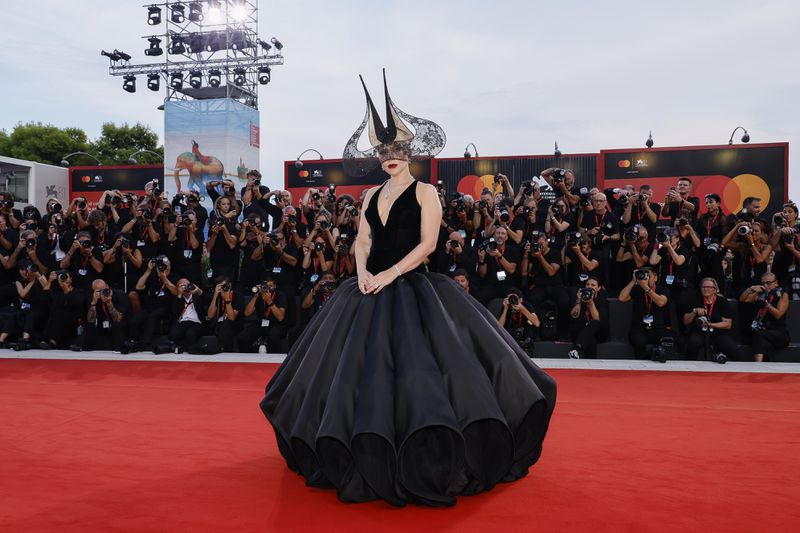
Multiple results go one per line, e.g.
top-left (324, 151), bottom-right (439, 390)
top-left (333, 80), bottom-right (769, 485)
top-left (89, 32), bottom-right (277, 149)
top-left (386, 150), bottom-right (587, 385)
top-left (1, 359), bottom-right (798, 532)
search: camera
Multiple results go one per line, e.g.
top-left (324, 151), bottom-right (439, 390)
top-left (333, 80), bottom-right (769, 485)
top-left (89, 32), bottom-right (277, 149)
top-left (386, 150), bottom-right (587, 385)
top-left (618, 194), bottom-right (630, 206)
top-left (530, 242), bottom-right (543, 253)
top-left (624, 227), bottom-right (639, 242)
top-left (320, 280), bottom-right (337, 292)
top-left (579, 192), bottom-right (592, 207)
top-left (782, 229), bottom-right (797, 244)
top-left (695, 316), bottom-right (713, 332)
top-left (522, 181), bottom-right (536, 195)
top-left (774, 213), bottom-right (786, 228)
top-left (318, 220), bottom-right (330, 230)
top-left (267, 232), bottom-right (280, 246)
top-left (51, 202), bottom-right (63, 213)
top-left (656, 232), bottom-right (668, 243)
top-left (636, 193), bottom-right (647, 203)
top-left (119, 238), bottom-right (129, 248)
top-left (111, 196), bottom-right (122, 206)
top-left (498, 209), bottom-right (510, 223)
top-left (77, 200), bottom-right (87, 209)
top-left (634, 269), bottom-right (649, 281)
top-left (508, 294), bottom-right (520, 306)
top-left (705, 241), bottom-right (721, 255)
top-left (494, 174), bottom-right (503, 184)
top-left (182, 217), bottom-right (193, 227)
top-left (185, 283), bottom-right (196, 292)
top-left (336, 238), bottom-right (349, 253)
top-left (152, 186), bottom-right (161, 197)
top-left (287, 213), bottom-right (298, 224)
top-left (80, 240), bottom-right (92, 249)
top-left (313, 242), bottom-right (325, 253)
top-left (436, 180), bottom-right (444, 190)
top-left (344, 205), bottom-right (357, 216)
top-left (485, 238), bottom-right (498, 252)
top-left (477, 200), bottom-right (489, 211)
top-left (101, 288), bottom-right (112, 297)
top-left (25, 238), bottom-right (36, 248)
top-left (737, 225), bottom-right (752, 236)
top-left (551, 169), bottom-right (566, 184)
top-left (567, 231), bottom-right (582, 247)
top-left (676, 218), bottom-right (689, 227)
top-left (57, 270), bottom-right (69, 282)
top-left (141, 210), bottom-right (153, 221)
top-left (579, 287), bottom-right (595, 302)
top-left (252, 282), bottom-right (274, 294)
top-left (220, 281), bottom-right (231, 292)
top-left (448, 239), bottom-right (460, 250)
top-left (311, 192), bottom-right (321, 202)
top-left (154, 257), bottom-right (167, 272)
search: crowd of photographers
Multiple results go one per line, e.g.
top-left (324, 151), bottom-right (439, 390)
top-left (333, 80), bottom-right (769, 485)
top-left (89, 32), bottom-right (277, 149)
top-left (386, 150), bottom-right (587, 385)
top-left (0, 168), bottom-right (794, 361)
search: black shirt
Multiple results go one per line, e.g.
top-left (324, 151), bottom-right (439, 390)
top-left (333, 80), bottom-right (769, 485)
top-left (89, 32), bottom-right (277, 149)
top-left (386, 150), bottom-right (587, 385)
top-left (524, 247), bottom-right (562, 289)
top-left (629, 285), bottom-right (668, 330)
top-left (482, 242), bottom-right (520, 288)
top-left (689, 295), bottom-right (732, 333)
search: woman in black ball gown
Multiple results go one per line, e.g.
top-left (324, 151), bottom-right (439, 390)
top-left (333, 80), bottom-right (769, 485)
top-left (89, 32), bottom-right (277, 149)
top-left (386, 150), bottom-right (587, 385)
top-left (260, 70), bottom-right (557, 507)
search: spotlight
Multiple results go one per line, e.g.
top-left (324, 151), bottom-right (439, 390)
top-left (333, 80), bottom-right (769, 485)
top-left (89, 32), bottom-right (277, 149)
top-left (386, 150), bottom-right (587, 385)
top-left (170, 72), bottom-right (184, 90)
top-left (169, 35), bottom-right (186, 55)
top-left (171, 4), bottom-right (185, 23)
top-left (101, 50), bottom-right (122, 62)
top-left (114, 49), bottom-right (132, 62)
top-left (188, 2), bottom-right (203, 22)
top-left (207, 0), bottom-right (223, 23)
top-left (270, 37), bottom-right (283, 51)
top-left (230, 30), bottom-right (251, 50)
top-left (256, 38), bottom-right (272, 53)
top-left (145, 37), bottom-right (163, 56)
top-left (147, 73), bottom-right (160, 91)
top-left (233, 68), bottom-right (246, 85)
top-left (188, 32), bottom-right (205, 53)
top-left (258, 66), bottom-right (271, 85)
top-left (208, 69), bottom-right (221, 88)
top-left (646, 131), bottom-right (654, 149)
top-left (728, 126), bottom-right (750, 145)
top-left (231, 3), bottom-right (248, 21)
top-left (147, 6), bottom-right (162, 25)
top-left (204, 31), bottom-right (221, 52)
top-left (554, 141), bottom-right (561, 158)
top-left (123, 75), bottom-right (136, 93)
top-left (464, 142), bottom-right (478, 158)
top-left (189, 70), bottom-right (202, 89)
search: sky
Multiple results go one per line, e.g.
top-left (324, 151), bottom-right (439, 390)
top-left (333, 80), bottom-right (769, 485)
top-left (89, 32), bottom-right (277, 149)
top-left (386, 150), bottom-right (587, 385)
top-left (1, 1), bottom-right (798, 197)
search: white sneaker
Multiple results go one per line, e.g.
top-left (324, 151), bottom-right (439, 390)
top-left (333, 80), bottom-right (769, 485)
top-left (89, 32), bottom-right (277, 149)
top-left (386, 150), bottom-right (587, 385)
top-left (568, 349), bottom-right (580, 359)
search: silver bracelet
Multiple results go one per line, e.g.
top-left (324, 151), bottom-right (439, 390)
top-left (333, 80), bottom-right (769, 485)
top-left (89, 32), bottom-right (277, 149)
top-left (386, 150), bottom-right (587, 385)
top-left (393, 265), bottom-right (402, 276)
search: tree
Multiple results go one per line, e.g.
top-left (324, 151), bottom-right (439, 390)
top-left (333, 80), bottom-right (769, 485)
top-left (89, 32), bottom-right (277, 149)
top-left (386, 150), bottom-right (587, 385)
top-left (0, 130), bottom-right (9, 157)
top-left (1, 122), bottom-right (91, 166)
top-left (91, 122), bottom-right (163, 165)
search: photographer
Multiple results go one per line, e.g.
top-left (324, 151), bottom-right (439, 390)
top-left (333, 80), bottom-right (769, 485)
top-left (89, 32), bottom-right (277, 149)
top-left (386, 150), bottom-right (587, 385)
top-left (619, 267), bottom-right (670, 361)
top-left (543, 198), bottom-right (572, 250)
top-left (38, 271), bottom-right (85, 349)
top-left (237, 277), bottom-right (288, 353)
top-left (300, 270), bottom-right (337, 317)
top-left (39, 210), bottom-right (74, 272)
top-left (300, 187), bottom-right (330, 228)
top-left (739, 273), bottom-right (790, 362)
top-left (167, 210), bottom-right (204, 284)
top-left (301, 235), bottom-right (334, 288)
top-left (0, 260), bottom-right (47, 350)
top-left (79, 279), bottom-right (128, 352)
top-left (253, 227), bottom-right (301, 295)
top-left (238, 213), bottom-right (269, 290)
top-left (622, 185), bottom-right (660, 237)
top-left (580, 193), bottom-right (621, 253)
top-left (567, 277), bottom-right (609, 359)
top-left (521, 231), bottom-right (568, 338)
top-left (498, 288), bottom-right (540, 356)
top-left (207, 196), bottom-right (240, 282)
top-left (333, 195), bottom-right (360, 237)
top-left (205, 179), bottom-right (242, 218)
top-left (127, 255), bottom-right (178, 352)
top-left (59, 231), bottom-right (105, 289)
top-left (331, 233), bottom-right (355, 281)
top-left (721, 219), bottom-right (772, 294)
top-left (451, 268), bottom-right (472, 295)
top-left (661, 177), bottom-right (700, 224)
top-left (514, 179), bottom-right (550, 218)
top-left (2, 229), bottom-right (48, 276)
top-left (437, 231), bottom-right (476, 276)
top-left (260, 189), bottom-right (290, 230)
top-left (683, 278), bottom-right (741, 364)
top-left (101, 232), bottom-right (143, 292)
top-left (741, 197), bottom-right (768, 230)
top-left (541, 168), bottom-right (580, 207)
top-left (564, 232), bottom-right (607, 290)
top-left (66, 196), bottom-right (91, 230)
top-left (477, 226), bottom-right (520, 304)
top-left (120, 203), bottom-right (162, 261)
top-left (240, 169), bottom-right (270, 220)
top-left (0, 212), bottom-right (19, 254)
top-left (484, 197), bottom-right (517, 240)
top-left (85, 209), bottom-right (113, 249)
top-left (696, 194), bottom-right (730, 245)
top-left (614, 224), bottom-right (653, 295)
top-left (205, 276), bottom-right (241, 352)
top-left (276, 206), bottom-right (307, 249)
top-left (768, 202), bottom-right (800, 290)
top-left (650, 228), bottom-right (691, 311)
top-left (441, 191), bottom-right (472, 237)
top-left (0, 192), bottom-right (23, 229)
top-left (471, 190), bottom-right (497, 247)
top-left (167, 278), bottom-right (206, 352)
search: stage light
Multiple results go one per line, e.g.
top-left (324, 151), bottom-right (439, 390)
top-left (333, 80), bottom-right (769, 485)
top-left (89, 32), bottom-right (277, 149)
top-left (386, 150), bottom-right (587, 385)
top-left (188, 2), bottom-right (203, 22)
top-left (188, 32), bottom-right (205, 53)
top-left (270, 37), bottom-right (283, 51)
top-left (208, 69), bottom-right (221, 87)
top-left (145, 37), bottom-right (163, 56)
top-left (147, 73), bottom-right (160, 91)
top-left (258, 66), bottom-right (271, 85)
top-left (169, 35), bottom-right (186, 55)
top-left (101, 50), bottom-right (123, 62)
top-left (114, 49), bottom-right (132, 62)
top-left (123, 75), bottom-right (136, 93)
top-left (171, 4), bottom-right (186, 23)
top-left (147, 6), bottom-right (162, 25)
top-left (230, 30), bottom-right (251, 50)
top-left (464, 142), bottom-right (478, 158)
top-left (205, 31), bottom-right (222, 52)
top-left (128, 149), bottom-right (161, 165)
top-left (189, 70), bottom-right (202, 89)
top-left (61, 152), bottom-right (101, 167)
top-left (256, 38), bottom-right (272, 53)
top-left (295, 149), bottom-right (325, 168)
top-left (207, 1), bottom-right (223, 23)
top-left (646, 131), bottom-right (654, 149)
top-left (233, 68), bottom-right (246, 85)
top-left (170, 72), bottom-right (184, 90)
top-left (728, 126), bottom-right (750, 145)
top-left (554, 141), bottom-right (561, 158)
top-left (231, 3), bottom-right (248, 21)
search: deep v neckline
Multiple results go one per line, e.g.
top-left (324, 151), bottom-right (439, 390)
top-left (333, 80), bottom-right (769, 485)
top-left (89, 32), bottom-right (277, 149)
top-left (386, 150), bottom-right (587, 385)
top-left (376, 179), bottom-right (415, 227)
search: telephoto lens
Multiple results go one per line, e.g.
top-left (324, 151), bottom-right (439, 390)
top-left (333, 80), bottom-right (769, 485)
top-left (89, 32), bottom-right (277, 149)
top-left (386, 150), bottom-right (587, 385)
top-left (508, 294), bottom-right (519, 306)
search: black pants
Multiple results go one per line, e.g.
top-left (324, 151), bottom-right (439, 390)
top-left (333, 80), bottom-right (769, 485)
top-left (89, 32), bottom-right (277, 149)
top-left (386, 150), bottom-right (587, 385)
top-left (128, 307), bottom-right (170, 348)
top-left (236, 322), bottom-right (287, 353)
top-left (629, 326), bottom-right (668, 359)
top-left (686, 331), bottom-right (743, 361)
top-left (82, 322), bottom-right (125, 352)
top-left (209, 320), bottom-right (237, 352)
top-left (42, 310), bottom-right (79, 348)
top-left (527, 285), bottom-right (571, 339)
top-left (169, 320), bottom-right (204, 347)
top-left (2, 309), bottom-right (46, 339)
top-left (569, 320), bottom-right (608, 359)
top-left (751, 328), bottom-right (790, 360)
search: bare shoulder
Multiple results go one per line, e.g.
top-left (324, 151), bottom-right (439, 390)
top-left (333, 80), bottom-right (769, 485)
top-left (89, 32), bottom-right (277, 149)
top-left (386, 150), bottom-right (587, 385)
top-left (415, 181), bottom-right (439, 201)
top-left (362, 184), bottom-right (382, 208)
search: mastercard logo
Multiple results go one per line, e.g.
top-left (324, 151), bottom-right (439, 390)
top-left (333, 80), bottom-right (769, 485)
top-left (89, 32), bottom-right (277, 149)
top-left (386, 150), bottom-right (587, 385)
top-left (81, 175), bottom-right (91, 183)
top-left (618, 160), bottom-right (631, 168)
top-left (298, 170), bottom-right (309, 178)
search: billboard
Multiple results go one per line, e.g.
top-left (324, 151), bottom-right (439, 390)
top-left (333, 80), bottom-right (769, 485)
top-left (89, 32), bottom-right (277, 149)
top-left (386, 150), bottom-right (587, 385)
top-left (164, 98), bottom-right (259, 209)
top-left (599, 143), bottom-right (788, 217)
top-left (69, 165), bottom-right (164, 208)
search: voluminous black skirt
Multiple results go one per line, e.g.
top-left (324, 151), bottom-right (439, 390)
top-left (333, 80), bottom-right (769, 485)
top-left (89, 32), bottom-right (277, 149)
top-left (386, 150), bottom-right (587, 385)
top-left (260, 273), bottom-right (557, 507)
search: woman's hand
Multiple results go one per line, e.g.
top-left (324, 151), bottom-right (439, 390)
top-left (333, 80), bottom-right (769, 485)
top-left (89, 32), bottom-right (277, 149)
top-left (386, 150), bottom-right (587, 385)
top-left (358, 270), bottom-right (376, 295)
top-left (365, 268), bottom-right (399, 295)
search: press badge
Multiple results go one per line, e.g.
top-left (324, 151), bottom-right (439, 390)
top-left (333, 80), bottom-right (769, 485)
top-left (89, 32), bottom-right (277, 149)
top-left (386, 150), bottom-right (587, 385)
top-left (21, 302), bottom-right (31, 311)
top-left (218, 316), bottom-right (225, 322)
top-left (496, 271), bottom-right (507, 281)
top-left (310, 274), bottom-right (319, 283)
top-left (183, 250), bottom-right (192, 259)
top-left (261, 319), bottom-right (270, 327)
top-left (665, 275), bottom-right (675, 285)
top-left (102, 320), bottom-right (111, 329)
top-left (272, 267), bottom-right (282, 274)
top-left (643, 315), bottom-right (654, 328)
top-left (156, 290), bottom-right (165, 297)
top-left (207, 269), bottom-right (213, 279)
top-left (78, 269), bottom-right (88, 276)
top-left (579, 274), bottom-right (589, 282)
top-left (449, 264), bottom-right (456, 272)
top-left (137, 240), bottom-right (146, 247)
top-left (790, 265), bottom-right (797, 273)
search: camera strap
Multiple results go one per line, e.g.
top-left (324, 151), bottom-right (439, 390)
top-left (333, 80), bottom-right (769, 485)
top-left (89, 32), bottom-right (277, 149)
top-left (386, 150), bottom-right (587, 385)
top-left (755, 293), bottom-right (776, 322)
top-left (704, 296), bottom-right (716, 320)
top-left (706, 213), bottom-right (718, 238)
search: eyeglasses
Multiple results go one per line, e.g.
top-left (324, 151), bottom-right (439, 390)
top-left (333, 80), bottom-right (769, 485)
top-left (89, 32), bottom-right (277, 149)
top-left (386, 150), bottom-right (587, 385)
top-left (700, 285), bottom-right (715, 289)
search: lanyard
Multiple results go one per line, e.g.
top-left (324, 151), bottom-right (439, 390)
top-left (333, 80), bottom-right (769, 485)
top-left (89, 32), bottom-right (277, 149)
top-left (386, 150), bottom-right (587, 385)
top-left (584, 304), bottom-right (591, 321)
top-left (97, 231), bottom-right (105, 246)
top-left (595, 212), bottom-right (606, 228)
top-left (704, 296), bottom-right (716, 319)
top-left (184, 228), bottom-right (192, 249)
top-left (263, 300), bottom-right (272, 319)
top-left (512, 310), bottom-right (524, 326)
top-left (755, 293), bottom-right (776, 322)
top-left (494, 244), bottom-right (506, 267)
top-left (99, 302), bottom-right (109, 322)
top-left (644, 292), bottom-right (652, 316)
top-left (80, 255), bottom-right (90, 269)
top-left (707, 212), bottom-right (718, 237)
top-left (180, 297), bottom-right (193, 318)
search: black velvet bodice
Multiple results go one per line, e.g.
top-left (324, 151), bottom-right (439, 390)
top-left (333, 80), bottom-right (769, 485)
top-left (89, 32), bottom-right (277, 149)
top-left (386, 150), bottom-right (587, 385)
top-left (365, 179), bottom-right (426, 274)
